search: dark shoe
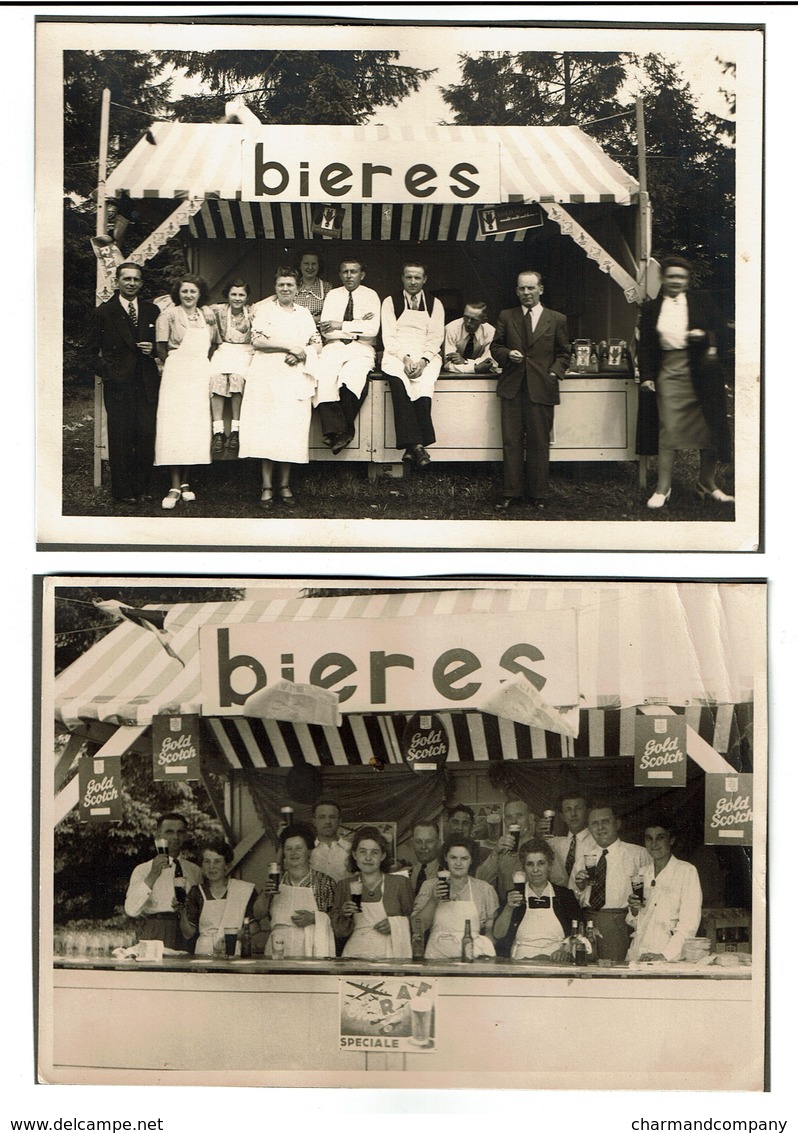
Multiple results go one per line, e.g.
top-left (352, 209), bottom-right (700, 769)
top-left (115, 496), bottom-right (138, 504)
top-left (494, 497), bottom-right (519, 513)
top-left (227, 431), bottom-right (239, 455)
top-left (279, 487), bottom-right (296, 508)
top-left (414, 445), bottom-right (431, 469)
top-left (322, 434), bottom-right (334, 448)
top-left (260, 489), bottom-right (274, 510)
top-left (402, 448), bottom-right (416, 465)
top-left (331, 430), bottom-right (355, 455)
top-left (212, 431), bottom-right (227, 456)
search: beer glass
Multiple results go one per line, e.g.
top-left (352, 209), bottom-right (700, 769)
top-left (350, 878), bottom-right (363, 911)
top-left (437, 869), bottom-right (451, 900)
top-left (272, 937), bottom-right (285, 960)
top-left (631, 874), bottom-right (645, 906)
top-left (155, 836), bottom-right (169, 859)
top-left (584, 853), bottom-right (598, 881)
top-left (280, 806), bottom-right (294, 827)
top-left (268, 862), bottom-right (281, 893)
top-left (486, 813), bottom-right (501, 841)
top-left (224, 926), bottom-right (238, 958)
top-left (541, 810), bottom-right (556, 835)
top-left (512, 871), bottom-right (526, 900)
top-left (508, 824), bottom-right (521, 852)
top-left (409, 996), bottom-right (433, 1046)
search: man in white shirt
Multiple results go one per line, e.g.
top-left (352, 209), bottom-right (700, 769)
top-left (572, 803), bottom-right (650, 960)
top-left (443, 302), bottom-right (498, 374)
top-left (124, 812), bottom-right (202, 949)
top-left (541, 792), bottom-right (600, 887)
top-left (309, 798), bottom-right (351, 882)
top-left (626, 821), bottom-right (703, 962)
top-left (380, 262), bottom-right (445, 469)
top-left (314, 259), bottom-right (381, 454)
top-left (410, 821), bottom-right (443, 897)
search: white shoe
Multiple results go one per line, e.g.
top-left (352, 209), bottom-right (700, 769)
top-left (696, 482), bottom-right (734, 503)
top-left (161, 489), bottom-right (181, 510)
top-left (180, 483), bottom-right (196, 502)
top-left (646, 489), bottom-right (671, 510)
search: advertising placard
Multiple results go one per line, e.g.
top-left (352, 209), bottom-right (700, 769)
top-left (478, 201), bottom-right (543, 235)
top-left (151, 714), bottom-right (201, 781)
top-left (634, 715), bottom-right (687, 786)
top-left (401, 713), bottom-right (449, 772)
top-left (78, 755), bottom-right (123, 823)
top-left (340, 976), bottom-right (437, 1053)
top-left (704, 773), bottom-right (754, 846)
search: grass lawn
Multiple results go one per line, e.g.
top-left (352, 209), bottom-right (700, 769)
top-left (62, 386), bottom-right (735, 526)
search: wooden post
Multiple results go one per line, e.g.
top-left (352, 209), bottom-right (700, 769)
top-left (93, 88), bottom-right (111, 488)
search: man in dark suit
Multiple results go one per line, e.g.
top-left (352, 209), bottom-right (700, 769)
top-left (490, 270), bottom-right (571, 511)
top-left (83, 261), bottom-right (161, 503)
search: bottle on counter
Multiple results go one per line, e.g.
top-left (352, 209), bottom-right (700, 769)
top-left (567, 918), bottom-right (580, 964)
top-left (173, 857), bottom-right (186, 905)
top-left (240, 917), bottom-right (252, 958)
top-left (461, 919), bottom-right (475, 962)
top-left (589, 344), bottom-right (598, 373)
top-left (585, 918), bottom-right (599, 964)
top-left (575, 921), bottom-right (588, 967)
top-left (598, 340), bottom-right (608, 371)
top-left (411, 916), bottom-right (425, 961)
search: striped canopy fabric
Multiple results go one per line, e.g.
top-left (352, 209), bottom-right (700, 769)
top-left (105, 122), bottom-right (639, 209)
top-left (56, 586), bottom-right (758, 773)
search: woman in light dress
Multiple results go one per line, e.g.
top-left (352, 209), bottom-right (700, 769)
top-left (154, 274), bottom-right (217, 510)
top-left (238, 268), bottom-right (321, 508)
top-left (207, 279), bottom-right (254, 457)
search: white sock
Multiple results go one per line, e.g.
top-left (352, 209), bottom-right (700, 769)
top-left (212, 421), bottom-right (224, 434)
top-left (231, 420), bottom-right (240, 431)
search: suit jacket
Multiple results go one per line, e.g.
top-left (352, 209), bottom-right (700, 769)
top-left (83, 294), bottom-right (161, 404)
top-left (494, 883), bottom-right (581, 958)
top-left (636, 291), bottom-right (731, 462)
top-left (491, 305), bottom-right (570, 406)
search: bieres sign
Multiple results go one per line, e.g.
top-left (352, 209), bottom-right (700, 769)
top-left (199, 608), bottom-right (578, 716)
top-left (241, 138), bottom-right (501, 204)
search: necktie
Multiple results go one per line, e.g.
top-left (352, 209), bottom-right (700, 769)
top-left (127, 302), bottom-right (137, 328)
top-left (565, 835), bottom-right (577, 879)
top-left (343, 292), bottom-right (354, 322)
top-left (414, 865), bottom-right (427, 897)
top-left (589, 849), bottom-right (608, 911)
top-left (410, 295), bottom-right (419, 311)
top-left (463, 333), bottom-right (476, 360)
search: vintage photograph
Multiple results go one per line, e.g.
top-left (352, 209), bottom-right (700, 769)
top-left (39, 577), bottom-right (766, 1088)
top-left (36, 16), bottom-right (762, 550)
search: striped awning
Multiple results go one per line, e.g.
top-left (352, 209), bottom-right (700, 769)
top-left (56, 585), bottom-right (758, 753)
top-left (105, 122), bottom-right (638, 207)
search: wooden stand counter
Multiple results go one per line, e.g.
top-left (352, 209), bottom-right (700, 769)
top-left (46, 955), bottom-right (758, 1088)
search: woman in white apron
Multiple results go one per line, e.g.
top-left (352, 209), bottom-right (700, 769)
top-left (154, 274), bottom-right (217, 509)
top-left (626, 821), bottom-right (703, 962)
top-left (492, 838), bottom-right (580, 961)
top-left (331, 826), bottom-right (413, 959)
top-left (179, 839), bottom-right (255, 957)
top-left (412, 837), bottom-right (498, 959)
top-left (253, 824), bottom-right (336, 959)
top-left (208, 279), bottom-right (254, 456)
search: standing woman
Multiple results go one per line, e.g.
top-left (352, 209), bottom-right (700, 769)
top-left (412, 836), bottom-right (498, 959)
top-left (208, 279), bottom-right (254, 457)
top-left (238, 268), bottom-right (321, 509)
top-left (252, 823), bottom-right (336, 959)
top-left (638, 255), bottom-right (733, 509)
top-left (179, 838), bottom-right (256, 956)
top-left (295, 251), bottom-right (331, 326)
top-left (331, 826), bottom-right (413, 958)
top-left (155, 274), bottom-right (217, 510)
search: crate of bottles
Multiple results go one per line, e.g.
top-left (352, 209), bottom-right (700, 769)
top-left (700, 908), bottom-right (751, 954)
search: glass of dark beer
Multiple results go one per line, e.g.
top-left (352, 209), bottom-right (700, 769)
top-left (224, 926), bottom-right (238, 958)
top-left (631, 874), bottom-right (645, 906)
top-left (584, 853), bottom-right (598, 882)
top-left (350, 878), bottom-right (363, 911)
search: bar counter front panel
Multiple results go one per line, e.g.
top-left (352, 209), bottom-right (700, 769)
top-left (48, 956), bottom-right (758, 1088)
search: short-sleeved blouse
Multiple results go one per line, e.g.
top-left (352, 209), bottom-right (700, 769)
top-left (295, 278), bottom-right (332, 323)
top-left (156, 305), bottom-right (218, 351)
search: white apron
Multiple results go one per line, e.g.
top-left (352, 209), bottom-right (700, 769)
top-left (266, 881), bottom-right (335, 959)
top-left (512, 889), bottom-right (565, 959)
top-left (381, 308), bottom-right (442, 400)
top-left (425, 879), bottom-right (481, 960)
top-left (342, 885), bottom-right (412, 959)
top-left (194, 879), bottom-right (255, 957)
top-left (210, 340), bottom-right (254, 380)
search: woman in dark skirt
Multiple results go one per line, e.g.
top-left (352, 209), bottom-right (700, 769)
top-left (637, 255), bottom-right (733, 510)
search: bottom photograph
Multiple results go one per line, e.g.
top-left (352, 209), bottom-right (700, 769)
top-left (38, 577), bottom-right (766, 1089)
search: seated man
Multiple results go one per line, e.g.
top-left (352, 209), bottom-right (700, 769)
top-left (443, 302), bottom-right (499, 375)
top-left (380, 261), bottom-right (444, 469)
top-left (314, 258), bottom-right (380, 454)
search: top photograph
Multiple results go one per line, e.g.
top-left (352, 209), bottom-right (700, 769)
top-left (35, 17), bottom-right (763, 550)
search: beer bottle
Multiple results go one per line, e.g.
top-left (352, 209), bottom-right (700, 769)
top-left (568, 918), bottom-right (580, 964)
top-left (240, 917), bottom-right (252, 959)
top-left (172, 857), bottom-right (186, 905)
top-left (461, 919), bottom-right (475, 962)
top-left (585, 918), bottom-right (598, 964)
top-left (575, 921), bottom-right (588, 967)
top-left (411, 916), bottom-right (425, 961)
